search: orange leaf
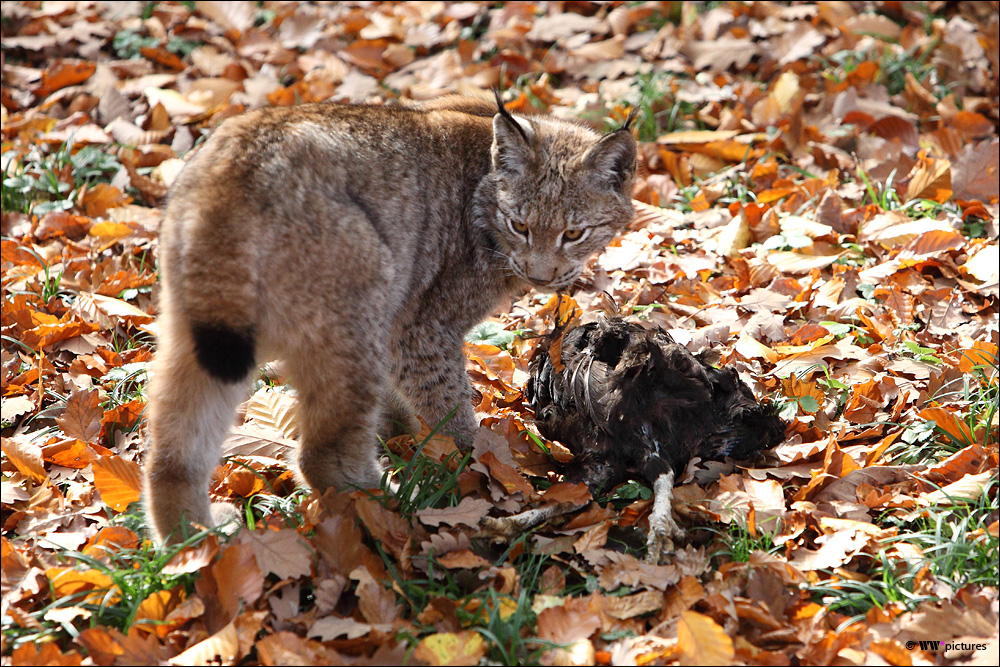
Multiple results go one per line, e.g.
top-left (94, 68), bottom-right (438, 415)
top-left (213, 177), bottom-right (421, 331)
top-left (688, 191), bottom-right (710, 212)
top-left (100, 400), bottom-right (146, 437)
top-left (548, 328), bottom-right (568, 373)
top-left (35, 60), bottom-right (96, 98)
top-left (949, 111), bottom-right (994, 139)
top-left (88, 220), bottom-right (135, 243)
top-left (537, 294), bottom-right (582, 326)
top-left (897, 229), bottom-right (965, 259)
top-left (92, 455), bottom-right (143, 511)
top-left (10, 642), bottom-right (84, 666)
top-left (74, 628), bottom-right (123, 666)
top-left (139, 46), bottom-right (186, 71)
top-left (677, 611), bottom-right (735, 666)
top-left (83, 526), bottom-right (139, 556)
top-left (162, 534), bottom-right (220, 575)
top-left (46, 566), bottom-right (118, 604)
top-left (922, 444), bottom-right (989, 484)
top-left (542, 481), bottom-right (592, 506)
top-left (956, 341), bottom-right (998, 374)
top-left (869, 115), bottom-right (918, 146)
top-left (21, 319), bottom-right (99, 351)
top-left (478, 450), bottom-right (534, 496)
top-left (132, 587), bottom-right (186, 635)
top-left (212, 539), bottom-right (264, 619)
top-left (756, 187), bottom-right (796, 204)
top-left (81, 184), bottom-right (132, 218)
top-left (42, 439), bottom-right (98, 469)
top-left (34, 211), bottom-right (92, 241)
top-left (464, 343), bottom-right (515, 386)
top-left (918, 407), bottom-right (975, 447)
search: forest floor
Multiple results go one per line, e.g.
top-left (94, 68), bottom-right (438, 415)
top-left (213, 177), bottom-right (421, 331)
top-left (1, 2), bottom-right (998, 665)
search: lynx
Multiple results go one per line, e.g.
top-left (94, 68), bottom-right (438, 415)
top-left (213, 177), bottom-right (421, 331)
top-left (144, 93), bottom-right (637, 542)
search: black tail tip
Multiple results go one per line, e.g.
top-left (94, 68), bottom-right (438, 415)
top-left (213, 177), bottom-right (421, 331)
top-left (192, 325), bottom-right (256, 383)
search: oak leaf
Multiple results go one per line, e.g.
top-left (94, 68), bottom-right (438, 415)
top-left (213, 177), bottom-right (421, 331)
top-left (247, 528), bottom-right (313, 579)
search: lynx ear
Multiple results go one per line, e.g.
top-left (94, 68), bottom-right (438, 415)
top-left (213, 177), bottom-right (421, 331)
top-left (491, 92), bottom-right (533, 177)
top-left (584, 129), bottom-right (637, 194)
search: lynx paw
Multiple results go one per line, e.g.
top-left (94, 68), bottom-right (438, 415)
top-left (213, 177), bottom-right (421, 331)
top-left (210, 501), bottom-right (244, 536)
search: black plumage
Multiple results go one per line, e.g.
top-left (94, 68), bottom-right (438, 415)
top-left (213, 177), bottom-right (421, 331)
top-left (524, 316), bottom-right (785, 562)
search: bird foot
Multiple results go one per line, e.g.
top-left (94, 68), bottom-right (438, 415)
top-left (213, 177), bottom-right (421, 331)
top-left (645, 515), bottom-right (684, 564)
top-left (477, 504), bottom-right (574, 541)
top-left (644, 471), bottom-right (685, 564)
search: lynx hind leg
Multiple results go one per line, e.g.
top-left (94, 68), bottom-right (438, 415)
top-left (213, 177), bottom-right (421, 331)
top-left (379, 383), bottom-right (420, 440)
top-left (145, 321), bottom-right (253, 544)
top-left (290, 335), bottom-right (392, 495)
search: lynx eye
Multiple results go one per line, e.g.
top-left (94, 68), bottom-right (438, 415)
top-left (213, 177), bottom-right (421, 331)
top-left (562, 228), bottom-right (587, 243)
top-left (509, 219), bottom-right (530, 237)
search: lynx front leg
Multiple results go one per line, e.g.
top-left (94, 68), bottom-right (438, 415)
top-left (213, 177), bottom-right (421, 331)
top-left (392, 329), bottom-right (477, 447)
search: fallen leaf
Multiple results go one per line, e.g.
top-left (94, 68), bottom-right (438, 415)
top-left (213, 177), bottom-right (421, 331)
top-left (246, 529), bottom-right (313, 579)
top-left (416, 496), bottom-right (491, 528)
top-left (91, 455), bottom-right (143, 511)
top-left (677, 611), bottom-right (735, 666)
top-left (414, 631), bottom-right (487, 666)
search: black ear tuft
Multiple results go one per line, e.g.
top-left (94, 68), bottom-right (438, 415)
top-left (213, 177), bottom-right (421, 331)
top-left (622, 106), bottom-right (640, 132)
top-left (491, 89), bottom-right (533, 176)
top-left (493, 88), bottom-right (529, 142)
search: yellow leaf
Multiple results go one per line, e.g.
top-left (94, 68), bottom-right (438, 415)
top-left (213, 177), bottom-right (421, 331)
top-left (87, 221), bottom-right (134, 242)
top-left (657, 129), bottom-right (740, 144)
top-left (92, 455), bottom-right (143, 511)
top-left (677, 611), bottom-right (734, 666)
top-left (414, 631), bottom-right (487, 666)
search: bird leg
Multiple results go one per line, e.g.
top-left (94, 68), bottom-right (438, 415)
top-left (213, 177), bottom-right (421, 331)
top-left (477, 503), bottom-right (575, 541)
top-left (645, 470), bottom-right (685, 564)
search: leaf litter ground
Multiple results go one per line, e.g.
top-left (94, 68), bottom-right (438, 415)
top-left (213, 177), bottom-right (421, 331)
top-left (1, 2), bottom-right (998, 666)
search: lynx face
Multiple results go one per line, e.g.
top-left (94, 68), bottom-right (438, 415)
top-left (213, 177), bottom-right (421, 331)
top-left (488, 112), bottom-right (637, 291)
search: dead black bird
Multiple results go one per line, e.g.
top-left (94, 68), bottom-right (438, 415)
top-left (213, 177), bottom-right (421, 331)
top-left (524, 316), bottom-right (785, 563)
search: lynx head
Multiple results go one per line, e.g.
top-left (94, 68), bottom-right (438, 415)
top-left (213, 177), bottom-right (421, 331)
top-left (486, 94), bottom-right (637, 291)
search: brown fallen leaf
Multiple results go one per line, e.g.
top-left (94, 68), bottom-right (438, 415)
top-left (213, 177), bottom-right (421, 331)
top-left (56, 387), bottom-right (102, 442)
top-left (416, 496), bottom-right (491, 528)
top-left (246, 528), bottom-right (314, 579)
top-left (168, 617), bottom-right (240, 666)
top-left (2, 436), bottom-right (48, 483)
